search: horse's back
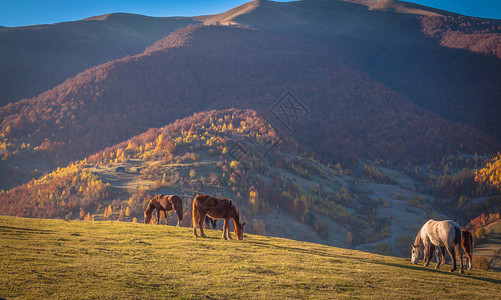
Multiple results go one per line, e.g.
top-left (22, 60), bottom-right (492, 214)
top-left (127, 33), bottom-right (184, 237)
top-left (151, 194), bottom-right (164, 202)
top-left (422, 219), bottom-right (461, 247)
top-left (194, 195), bottom-right (235, 219)
top-left (195, 194), bottom-right (221, 207)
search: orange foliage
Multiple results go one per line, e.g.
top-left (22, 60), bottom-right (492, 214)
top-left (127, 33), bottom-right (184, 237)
top-left (0, 164), bottom-right (110, 218)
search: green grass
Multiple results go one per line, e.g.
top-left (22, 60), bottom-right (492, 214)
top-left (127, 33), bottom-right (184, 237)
top-left (1, 216), bottom-right (500, 299)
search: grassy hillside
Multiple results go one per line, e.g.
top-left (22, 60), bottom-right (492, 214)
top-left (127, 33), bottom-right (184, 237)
top-left (1, 216), bottom-right (500, 299)
top-left (0, 109), bottom-right (382, 247)
top-left (1, 109), bottom-right (500, 256)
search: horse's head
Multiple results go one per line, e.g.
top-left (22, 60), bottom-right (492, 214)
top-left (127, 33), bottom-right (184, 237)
top-left (144, 211), bottom-right (151, 224)
top-left (235, 222), bottom-right (246, 240)
top-left (410, 243), bottom-right (422, 264)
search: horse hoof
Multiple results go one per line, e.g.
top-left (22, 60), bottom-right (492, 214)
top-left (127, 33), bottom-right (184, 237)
top-left (449, 269), bottom-right (455, 273)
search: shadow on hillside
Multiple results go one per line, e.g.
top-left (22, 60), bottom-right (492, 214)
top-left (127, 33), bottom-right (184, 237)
top-left (0, 225), bottom-right (54, 234)
top-left (376, 261), bottom-right (501, 284)
top-left (247, 240), bottom-right (336, 259)
top-left (246, 239), bottom-right (501, 284)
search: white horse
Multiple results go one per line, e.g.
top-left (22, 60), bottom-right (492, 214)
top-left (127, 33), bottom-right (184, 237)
top-left (411, 219), bottom-right (463, 273)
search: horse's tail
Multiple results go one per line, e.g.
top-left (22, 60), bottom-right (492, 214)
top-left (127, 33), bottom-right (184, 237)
top-left (454, 225), bottom-right (462, 259)
top-left (192, 198), bottom-right (199, 228)
top-left (170, 195), bottom-right (183, 221)
top-left (454, 225), bottom-right (461, 245)
top-left (179, 206), bottom-right (184, 221)
top-left (469, 231), bottom-right (474, 255)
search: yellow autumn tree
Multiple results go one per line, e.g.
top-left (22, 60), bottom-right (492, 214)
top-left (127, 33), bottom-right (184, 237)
top-left (249, 187), bottom-right (259, 214)
top-left (475, 153), bottom-right (501, 189)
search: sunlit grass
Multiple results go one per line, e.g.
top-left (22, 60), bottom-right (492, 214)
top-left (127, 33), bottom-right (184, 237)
top-left (1, 216), bottom-right (500, 299)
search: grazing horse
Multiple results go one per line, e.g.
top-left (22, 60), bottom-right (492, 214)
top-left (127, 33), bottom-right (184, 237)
top-left (192, 194), bottom-right (245, 240)
top-left (205, 215), bottom-right (217, 229)
top-left (432, 229), bottom-right (474, 270)
top-left (411, 219), bottom-right (463, 273)
top-left (144, 194), bottom-right (183, 226)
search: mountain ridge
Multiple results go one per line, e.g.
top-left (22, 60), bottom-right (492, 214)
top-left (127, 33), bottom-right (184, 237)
top-left (1, 24), bottom-right (498, 191)
top-left (223, 0), bottom-right (501, 139)
top-left (0, 14), bottom-right (198, 105)
top-left (1, 0), bottom-right (501, 189)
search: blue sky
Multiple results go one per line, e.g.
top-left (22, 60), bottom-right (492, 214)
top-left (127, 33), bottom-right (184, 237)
top-left (0, 0), bottom-right (500, 27)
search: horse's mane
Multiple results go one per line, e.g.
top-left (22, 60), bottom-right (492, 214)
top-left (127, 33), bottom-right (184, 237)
top-left (227, 199), bottom-right (242, 225)
top-left (414, 228), bottom-right (423, 246)
top-left (145, 200), bottom-right (155, 215)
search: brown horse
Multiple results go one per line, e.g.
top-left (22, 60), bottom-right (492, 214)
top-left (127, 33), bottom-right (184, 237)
top-left (192, 194), bottom-right (245, 240)
top-left (144, 194), bottom-right (183, 226)
top-left (432, 229), bottom-right (474, 270)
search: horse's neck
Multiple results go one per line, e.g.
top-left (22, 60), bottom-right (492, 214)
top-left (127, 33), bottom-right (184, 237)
top-left (232, 209), bottom-right (241, 226)
top-left (414, 230), bottom-right (423, 246)
top-left (145, 202), bottom-right (155, 214)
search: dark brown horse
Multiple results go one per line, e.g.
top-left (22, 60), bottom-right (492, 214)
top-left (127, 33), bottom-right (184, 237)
top-left (205, 215), bottom-right (217, 229)
top-left (144, 194), bottom-right (183, 226)
top-left (432, 229), bottom-right (474, 270)
top-left (192, 194), bottom-right (245, 240)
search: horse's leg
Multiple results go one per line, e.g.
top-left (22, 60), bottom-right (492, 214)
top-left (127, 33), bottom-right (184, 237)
top-left (156, 209), bottom-right (161, 225)
top-left (445, 246), bottom-right (456, 272)
top-left (463, 243), bottom-right (472, 270)
top-left (227, 218), bottom-right (233, 240)
top-left (424, 245), bottom-right (433, 267)
top-left (466, 250), bottom-right (473, 270)
top-left (435, 246), bottom-right (443, 268)
top-left (434, 246), bottom-right (441, 269)
top-left (198, 213), bottom-right (207, 237)
top-left (193, 209), bottom-right (199, 238)
top-left (199, 214), bottom-right (207, 238)
top-left (425, 244), bottom-right (433, 267)
top-left (222, 219), bottom-right (228, 240)
top-left (439, 247), bottom-right (446, 266)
